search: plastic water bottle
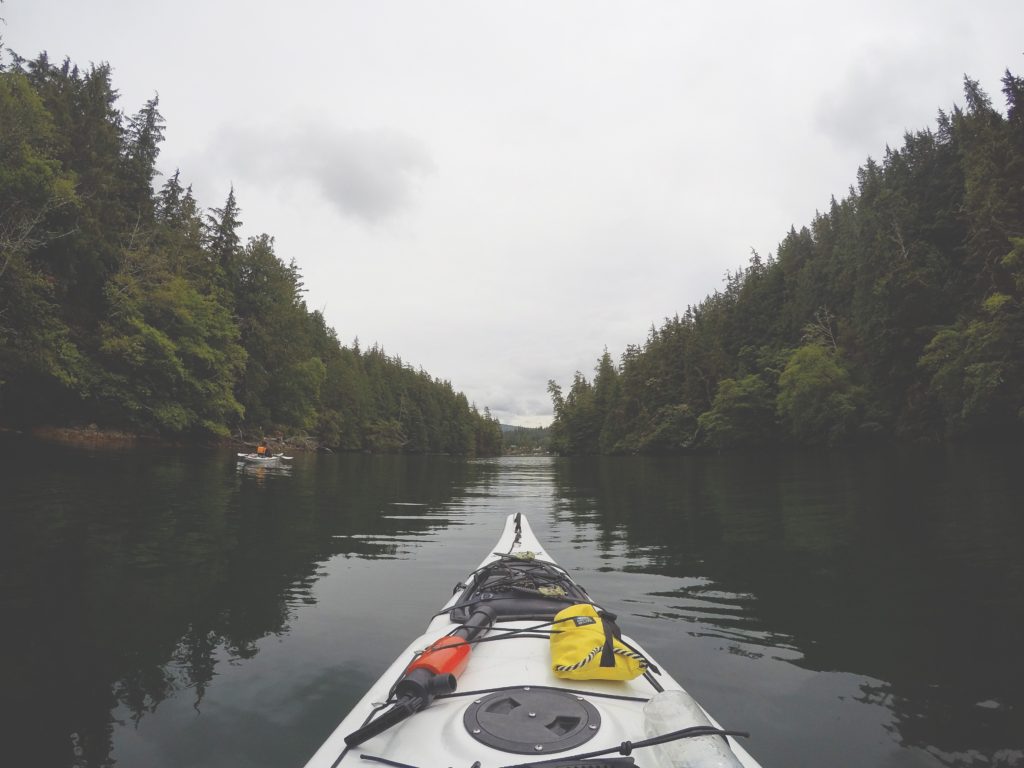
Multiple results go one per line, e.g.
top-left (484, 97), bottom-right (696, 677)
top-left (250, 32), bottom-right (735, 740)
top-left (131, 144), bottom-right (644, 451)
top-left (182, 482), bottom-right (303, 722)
top-left (642, 690), bottom-right (745, 768)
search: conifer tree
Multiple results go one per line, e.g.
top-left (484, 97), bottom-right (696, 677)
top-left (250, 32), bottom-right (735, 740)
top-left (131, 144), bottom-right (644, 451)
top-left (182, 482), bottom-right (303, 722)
top-left (122, 95), bottom-right (165, 220)
top-left (206, 186), bottom-right (242, 284)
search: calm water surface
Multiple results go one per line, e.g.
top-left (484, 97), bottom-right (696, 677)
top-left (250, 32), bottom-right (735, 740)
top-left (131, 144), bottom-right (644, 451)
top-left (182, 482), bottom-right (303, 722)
top-left (2, 436), bottom-right (1022, 767)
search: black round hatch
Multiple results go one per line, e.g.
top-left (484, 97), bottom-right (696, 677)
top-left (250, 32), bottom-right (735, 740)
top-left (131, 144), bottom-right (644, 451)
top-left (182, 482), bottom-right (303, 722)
top-left (463, 687), bottom-right (601, 754)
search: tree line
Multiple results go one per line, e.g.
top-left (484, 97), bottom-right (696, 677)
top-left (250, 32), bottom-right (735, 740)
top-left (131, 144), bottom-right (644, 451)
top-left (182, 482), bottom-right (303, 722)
top-left (500, 424), bottom-right (551, 454)
top-left (549, 71), bottom-right (1024, 453)
top-left (0, 51), bottom-right (502, 455)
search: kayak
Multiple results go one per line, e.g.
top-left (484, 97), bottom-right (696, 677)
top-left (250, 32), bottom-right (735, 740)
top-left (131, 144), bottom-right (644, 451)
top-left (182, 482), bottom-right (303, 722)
top-left (236, 452), bottom-right (293, 464)
top-left (304, 513), bottom-right (762, 768)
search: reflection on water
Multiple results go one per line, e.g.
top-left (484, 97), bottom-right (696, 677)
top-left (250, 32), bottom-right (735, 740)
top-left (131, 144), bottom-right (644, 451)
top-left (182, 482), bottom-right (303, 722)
top-left (235, 458), bottom-right (294, 481)
top-left (1, 440), bottom-right (499, 768)
top-left (1, 438), bottom-right (1022, 768)
top-left (548, 448), bottom-right (1024, 767)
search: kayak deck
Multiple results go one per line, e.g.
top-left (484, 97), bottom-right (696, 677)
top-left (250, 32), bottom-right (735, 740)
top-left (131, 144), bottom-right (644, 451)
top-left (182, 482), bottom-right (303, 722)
top-left (304, 514), bottom-right (761, 768)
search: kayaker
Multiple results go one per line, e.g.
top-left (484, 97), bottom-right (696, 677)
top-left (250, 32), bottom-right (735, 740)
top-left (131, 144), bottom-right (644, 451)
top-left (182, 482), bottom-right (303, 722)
top-left (256, 438), bottom-right (270, 457)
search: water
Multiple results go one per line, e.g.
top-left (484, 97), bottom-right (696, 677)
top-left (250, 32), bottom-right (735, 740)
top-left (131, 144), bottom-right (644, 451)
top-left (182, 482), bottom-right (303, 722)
top-left (1, 435), bottom-right (1022, 768)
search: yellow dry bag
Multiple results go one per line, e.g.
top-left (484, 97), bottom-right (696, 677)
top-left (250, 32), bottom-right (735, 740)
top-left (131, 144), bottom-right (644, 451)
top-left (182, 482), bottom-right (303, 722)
top-left (550, 604), bottom-right (647, 681)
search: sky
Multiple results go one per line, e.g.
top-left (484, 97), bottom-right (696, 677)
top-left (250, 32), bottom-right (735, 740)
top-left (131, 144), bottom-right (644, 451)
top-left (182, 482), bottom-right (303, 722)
top-left (4, 1), bottom-right (1024, 426)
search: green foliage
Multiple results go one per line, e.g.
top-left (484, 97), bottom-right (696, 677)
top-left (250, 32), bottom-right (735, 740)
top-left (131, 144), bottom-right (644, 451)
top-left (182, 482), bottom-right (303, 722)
top-left (122, 96), bottom-right (165, 220)
top-left (206, 186), bottom-right (242, 282)
top-left (551, 71), bottom-right (1024, 451)
top-left (547, 379), bottom-right (566, 453)
top-left (633, 404), bottom-right (698, 453)
top-left (919, 270), bottom-right (1024, 435)
top-left (0, 253), bottom-right (90, 418)
top-left (0, 69), bottom-right (86, 419)
top-left (777, 344), bottom-right (861, 445)
top-left (96, 250), bottom-right (246, 435)
top-left (364, 418), bottom-right (406, 452)
top-left (474, 407), bottom-right (503, 456)
top-left (0, 52), bottom-right (498, 454)
top-left (697, 374), bottom-right (775, 449)
top-left (501, 424), bottom-right (551, 453)
top-left (552, 371), bottom-right (601, 454)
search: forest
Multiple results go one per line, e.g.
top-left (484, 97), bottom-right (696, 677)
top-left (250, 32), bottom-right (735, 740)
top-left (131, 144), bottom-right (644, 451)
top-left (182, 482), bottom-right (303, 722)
top-left (549, 71), bottom-right (1024, 454)
top-left (500, 423), bottom-right (551, 454)
top-left (0, 51), bottom-right (502, 455)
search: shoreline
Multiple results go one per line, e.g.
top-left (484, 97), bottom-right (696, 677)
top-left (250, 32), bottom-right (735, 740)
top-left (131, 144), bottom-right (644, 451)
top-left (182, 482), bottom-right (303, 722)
top-left (10, 424), bottom-right (317, 453)
top-left (4, 425), bottom-right (502, 457)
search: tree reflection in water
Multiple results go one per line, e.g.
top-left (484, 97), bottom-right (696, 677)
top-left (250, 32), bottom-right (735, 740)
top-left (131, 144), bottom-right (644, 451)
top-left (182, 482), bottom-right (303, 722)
top-left (4, 440), bottom-right (1022, 768)
top-left (550, 446), bottom-right (1024, 765)
top-left (1, 438), bottom-right (495, 768)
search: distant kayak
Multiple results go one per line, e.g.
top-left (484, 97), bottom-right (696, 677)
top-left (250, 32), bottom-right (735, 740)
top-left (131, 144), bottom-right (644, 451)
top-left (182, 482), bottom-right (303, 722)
top-left (236, 452), bottom-right (293, 464)
top-left (304, 513), bottom-right (761, 768)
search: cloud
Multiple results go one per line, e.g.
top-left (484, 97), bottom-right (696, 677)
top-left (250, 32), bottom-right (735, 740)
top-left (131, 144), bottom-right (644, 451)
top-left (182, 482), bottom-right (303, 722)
top-left (207, 124), bottom-right (435, 224)
top-left (293, 127), bottom-right (436, 223)
top-left (815, 45), bottom-right (951, 152)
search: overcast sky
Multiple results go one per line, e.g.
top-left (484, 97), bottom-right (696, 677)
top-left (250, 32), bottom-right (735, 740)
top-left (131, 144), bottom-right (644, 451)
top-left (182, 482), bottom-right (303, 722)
top-left (5, 1), bottom-right (1024, 426)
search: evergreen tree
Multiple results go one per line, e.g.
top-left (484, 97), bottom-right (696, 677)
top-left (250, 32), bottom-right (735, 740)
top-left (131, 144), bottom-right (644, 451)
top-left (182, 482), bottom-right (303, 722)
top-left (0, 50), bottom-right (499, 452)
top-left (0, 68), bottom-right (85, 421)
top-left (122, 95), bottom-right (165, 221)
top-left (206, 186), bottom-right (242, 286)
top-left (549, 65), bottom-right (1024, 452)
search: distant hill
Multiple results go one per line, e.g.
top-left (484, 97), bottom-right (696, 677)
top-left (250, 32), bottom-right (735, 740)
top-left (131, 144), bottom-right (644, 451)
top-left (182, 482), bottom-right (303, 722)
top-left (499, 423), bottom-right (551, 453)
top-left (499, 423), bottom-right (550, 433)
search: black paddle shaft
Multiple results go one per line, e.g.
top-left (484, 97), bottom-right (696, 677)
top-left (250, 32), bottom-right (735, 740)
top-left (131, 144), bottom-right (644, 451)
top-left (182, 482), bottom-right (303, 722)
top-left (344, 669), bottom-right (456, 748)
top-left (343, 596), bottom-right (494, 747)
